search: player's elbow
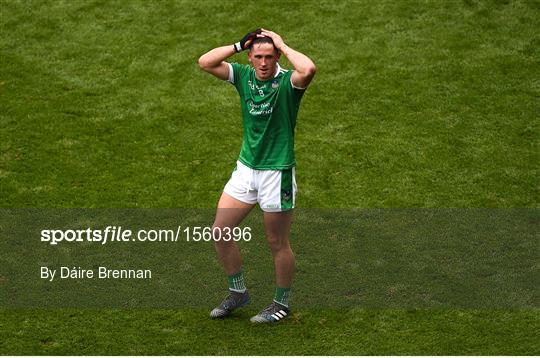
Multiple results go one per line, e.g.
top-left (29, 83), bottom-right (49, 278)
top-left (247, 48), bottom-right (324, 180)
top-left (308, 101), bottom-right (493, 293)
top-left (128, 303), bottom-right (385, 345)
top-left (197, 55), bottom-right (208, 70)
top-left (198, 55), bottom-right (211, 70)
top-left (306, 63), bottom-right (317, 76)
top-left (299, 63), bottom-right (316, 79)
top-left (299, 64), bottom-right (316, 82)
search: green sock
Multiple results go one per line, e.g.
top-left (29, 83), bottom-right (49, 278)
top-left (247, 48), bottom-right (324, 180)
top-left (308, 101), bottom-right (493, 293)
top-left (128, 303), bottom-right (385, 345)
top-left (228, 270), bottom-right (246, 293)
top-left (273, 286), bottom-right (291, 307)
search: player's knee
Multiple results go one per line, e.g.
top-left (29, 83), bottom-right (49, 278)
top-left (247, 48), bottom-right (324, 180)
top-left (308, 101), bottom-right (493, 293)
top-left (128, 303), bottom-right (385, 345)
top-left (211, 224), bottom-right (232, 245)
top-left (267, 236), bottom-right (290, 254)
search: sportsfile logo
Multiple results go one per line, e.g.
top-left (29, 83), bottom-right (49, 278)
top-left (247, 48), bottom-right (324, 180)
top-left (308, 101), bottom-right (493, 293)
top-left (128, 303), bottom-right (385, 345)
top-left (40, 226), bottom-right (174, 245)
top-left (40, 226), bottom-right (252, 245)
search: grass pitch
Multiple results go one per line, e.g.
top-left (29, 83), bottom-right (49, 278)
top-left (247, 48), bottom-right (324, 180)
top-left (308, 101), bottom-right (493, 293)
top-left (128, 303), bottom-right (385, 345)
top-left (1, 0), bottom-right (538, 355)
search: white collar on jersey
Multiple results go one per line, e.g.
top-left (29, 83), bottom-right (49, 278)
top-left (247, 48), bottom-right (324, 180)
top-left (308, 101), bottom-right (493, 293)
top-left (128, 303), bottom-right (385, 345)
top-left (274, 63), bottom-right (282, 78)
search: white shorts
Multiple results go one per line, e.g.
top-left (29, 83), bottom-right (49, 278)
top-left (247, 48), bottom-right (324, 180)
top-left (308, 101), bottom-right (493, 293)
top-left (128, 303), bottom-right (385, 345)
top-left (223, 161), bottom-right (297, 212)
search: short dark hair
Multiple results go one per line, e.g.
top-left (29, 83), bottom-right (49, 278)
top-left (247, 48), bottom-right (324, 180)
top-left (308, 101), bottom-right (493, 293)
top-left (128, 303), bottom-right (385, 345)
top-left (249, 37), bottom-right (278, 52)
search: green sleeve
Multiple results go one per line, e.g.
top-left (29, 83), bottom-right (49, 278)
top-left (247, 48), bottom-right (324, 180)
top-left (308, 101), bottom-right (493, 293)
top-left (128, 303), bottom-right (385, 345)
top-left (284, 70), bottom-right (305, 104)
top-left (229, 63), bottom-right (249, 94)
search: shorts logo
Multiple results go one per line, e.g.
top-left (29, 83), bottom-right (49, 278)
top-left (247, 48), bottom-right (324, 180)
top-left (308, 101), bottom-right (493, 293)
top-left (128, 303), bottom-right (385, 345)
top-left (272, 80), bottom-right (279, 89)
top-left (282, 190), bottom-right (292, 202)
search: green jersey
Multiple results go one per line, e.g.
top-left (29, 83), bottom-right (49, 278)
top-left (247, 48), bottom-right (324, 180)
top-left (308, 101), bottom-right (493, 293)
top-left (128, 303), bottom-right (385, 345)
top-left (229, 62), bottom-right (305, 170)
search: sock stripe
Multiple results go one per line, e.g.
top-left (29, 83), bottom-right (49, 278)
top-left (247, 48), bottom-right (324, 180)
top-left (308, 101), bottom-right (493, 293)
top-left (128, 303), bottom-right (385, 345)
top-left (274, 287), bottom-right (291, 306)
top-left (228, 271), bottom-right (246, 292)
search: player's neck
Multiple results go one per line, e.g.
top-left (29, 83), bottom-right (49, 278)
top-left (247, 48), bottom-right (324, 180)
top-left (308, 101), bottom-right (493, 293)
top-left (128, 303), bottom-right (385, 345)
top-left (255, 64), bottom-right (280, 81)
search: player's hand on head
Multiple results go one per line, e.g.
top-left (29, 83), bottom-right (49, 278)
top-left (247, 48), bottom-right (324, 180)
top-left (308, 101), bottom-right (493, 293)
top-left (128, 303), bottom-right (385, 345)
top-left (234, 28), bottom-right (262, 52)
top-left (259, 28), bottom-right (286, 50)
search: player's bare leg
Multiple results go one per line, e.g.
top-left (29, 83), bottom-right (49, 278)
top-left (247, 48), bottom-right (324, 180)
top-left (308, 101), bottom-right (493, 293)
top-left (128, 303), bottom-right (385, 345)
top-left (210, 192), bottom-right (254, 319)
top-left (263, 210), bottom-right (295, 287)
top-left (250, 210), bottom-right (294, 323)
top-left (212, 192), bottom-right (254, 274)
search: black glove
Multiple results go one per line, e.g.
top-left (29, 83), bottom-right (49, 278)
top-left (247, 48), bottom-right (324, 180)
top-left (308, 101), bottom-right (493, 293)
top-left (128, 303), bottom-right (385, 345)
top-left (233, 29), bottom-right (262, 52)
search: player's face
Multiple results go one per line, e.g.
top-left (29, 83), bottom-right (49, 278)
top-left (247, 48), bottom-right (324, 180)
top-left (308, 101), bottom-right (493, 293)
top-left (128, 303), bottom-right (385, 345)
top-left (248, 43), bottom-right (280, 81)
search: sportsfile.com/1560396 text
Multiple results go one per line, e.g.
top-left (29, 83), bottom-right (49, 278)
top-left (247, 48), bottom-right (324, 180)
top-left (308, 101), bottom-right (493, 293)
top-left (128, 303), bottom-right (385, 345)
top-left (40, 226), bottom-right (252, 245)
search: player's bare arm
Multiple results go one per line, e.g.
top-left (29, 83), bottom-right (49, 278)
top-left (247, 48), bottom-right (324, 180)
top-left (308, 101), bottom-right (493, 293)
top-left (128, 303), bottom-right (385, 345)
top-left (197, 45), bottom-right (235, 80)
top-left (198, 29), bottom-right (261, 80)
top-left (259, 28), bottom-right (316, 88)
top-left (199, 45), bottom-right (236, 80)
